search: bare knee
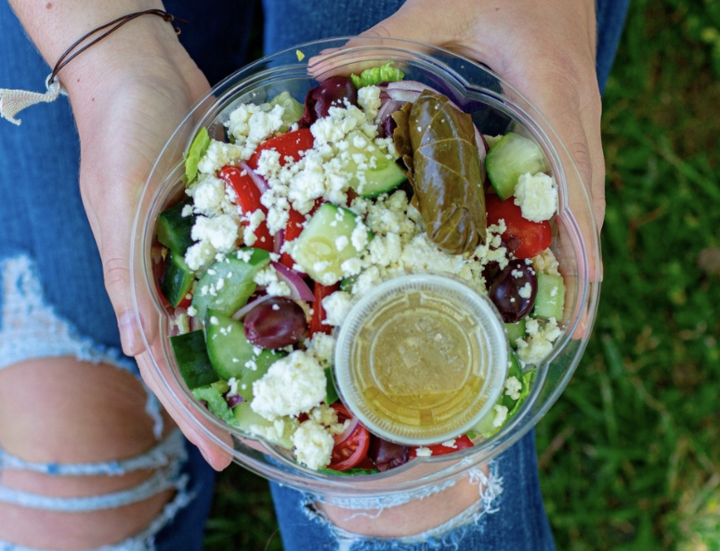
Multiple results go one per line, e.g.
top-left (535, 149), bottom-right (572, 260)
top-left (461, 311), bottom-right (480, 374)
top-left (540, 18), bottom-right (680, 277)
top-left (0, 358), bottom-right (180, 549)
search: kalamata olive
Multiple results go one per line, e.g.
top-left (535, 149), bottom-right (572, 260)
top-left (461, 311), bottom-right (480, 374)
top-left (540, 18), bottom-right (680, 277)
top-left (243, 297), bottom-right (308, 349)
top-left (299, 76), bottom-right (358, 126)
top-left (367, 435), bottom-right (410, 472)
top-left (488, 259), bottom-right (538, 323)
top-left (482, 260), bottom-right (501, 285)
top-left (378, 114), bottom-right (397, 139)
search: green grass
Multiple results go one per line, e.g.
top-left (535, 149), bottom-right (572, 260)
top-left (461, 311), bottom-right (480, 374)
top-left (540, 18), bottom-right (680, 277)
top-left (204, 1), bottom-right (720, 549)
top-left (538, 0), bottom-right (720, 549)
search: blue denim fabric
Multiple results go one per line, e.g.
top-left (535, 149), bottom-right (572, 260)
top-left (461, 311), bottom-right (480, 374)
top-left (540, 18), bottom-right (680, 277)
top-left (0, 1), bottom-right (223, 549)
top-left (262, 0), bottom-right (630, 93)
top-left (271, 431), bottom-right (554, 551)
top-left (262, 1), bottom-right (629, 549)
top-left (1, 0), bottom-right (629, 548)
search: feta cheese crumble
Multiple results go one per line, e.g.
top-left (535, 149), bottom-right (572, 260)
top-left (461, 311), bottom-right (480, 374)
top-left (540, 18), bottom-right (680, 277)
top-left (250, 350), bottom-right (326, 420)
top-left (504, 376), bottom-right (523, 401)
top-left (513, 172), bottom-right (558, 222)
top-left (321, 291), bottom-right (353, 327)
top-left (415, 447), bottom-right (433, 457)
top-left (292, 419), bottom-right (335, 470)
top-left (492, 405), bottom-right (509, 428)
top-left (515, 318), bottom-right (562, 365)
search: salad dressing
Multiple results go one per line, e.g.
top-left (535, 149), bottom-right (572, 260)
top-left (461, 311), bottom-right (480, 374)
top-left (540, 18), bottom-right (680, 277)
top-left (335, 275), bottom-right (508, 445)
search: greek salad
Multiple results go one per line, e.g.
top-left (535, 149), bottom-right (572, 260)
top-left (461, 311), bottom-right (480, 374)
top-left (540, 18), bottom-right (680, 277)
top-left (154, 63), bottom-right (565, 473)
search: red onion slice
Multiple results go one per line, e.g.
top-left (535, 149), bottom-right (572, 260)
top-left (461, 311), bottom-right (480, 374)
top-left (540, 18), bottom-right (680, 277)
top-left (274, 228), bottom-right (285, 255)
top-left (375, 99), bottom-right (402, 125)
top-left (190, 315), bottom-right (203, 332)
top-left (333, 416), bottom-right (360, 445)
top-left (271, 261), bottom-right (314, 302)
top-left (384, 80), bottom-right (441, 103)
top-left (225, 393), bottom-right (245, 408)
top-left (168, 307), bottom-right (186, 337)
top-left (238, 160), bottom-right (269, 194)
top-left (475, 126), bottom-right (489, 170)
top-left (231, 294), bottom-right (274, 321)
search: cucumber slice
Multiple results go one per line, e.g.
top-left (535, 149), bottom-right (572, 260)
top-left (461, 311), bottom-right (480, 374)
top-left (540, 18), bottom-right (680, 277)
top-left (170, 330), bottom-right (219, 389)
top-left (157, 199), bottom-right (196, 256)
top-left (533, 273), bottom-right (565, 320)
top-left (192, 248), bottom-right (270, 321)
top-left (232, 401), bottom-right (272, 433)
top-left (345, 130), bottom-right (406, 198)
top-left (505, 319), bottom-right (527, 346)
top-left (205, 310), bottom-right (284, 400)
top-left (485, 133), bottom-right (548, 200)
top-left (232, 402), bottom-right (296, 448)
top-left (291, 203), bottom-right (371, 285)
top-left (160, 250), bottom-right (194, 308)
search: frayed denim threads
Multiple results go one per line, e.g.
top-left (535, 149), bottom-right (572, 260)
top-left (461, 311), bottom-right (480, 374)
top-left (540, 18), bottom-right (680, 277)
top-left (0, 255), bottom-right (164, 439)
top-left (0, 439), bottom-right (187, 511)
top-left (0, 482), bottom-right (194, 551)
top-left (0, 254), bottom-right (201, 549)
top-left (300, 463), bottom-right (502, 551)
top-left (0, 430), bottom-right (186, 478)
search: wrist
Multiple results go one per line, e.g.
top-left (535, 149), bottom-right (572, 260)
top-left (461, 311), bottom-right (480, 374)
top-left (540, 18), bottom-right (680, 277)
top-left (60, 15), bottom-right (185, 103)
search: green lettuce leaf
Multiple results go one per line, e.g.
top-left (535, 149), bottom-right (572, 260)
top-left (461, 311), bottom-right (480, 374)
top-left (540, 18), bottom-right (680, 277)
top-left (350, 62), bottom-right (404, 88)
top-left (324, 367), bottom-right (339, 405)
top-left (504, 369), bottom-right (535, 422)
top-left (268, 91), bottom-right (304, 132)
top-left (192, 384), bottom-right (234, 424)
top-left (184, 127), bottom-right (210, 185)
top-left (473, 353), bottom-right (536, 438)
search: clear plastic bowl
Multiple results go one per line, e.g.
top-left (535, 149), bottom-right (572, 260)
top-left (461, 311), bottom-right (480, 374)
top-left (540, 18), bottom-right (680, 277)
top-left (131, 37), bottom-right (601, 500)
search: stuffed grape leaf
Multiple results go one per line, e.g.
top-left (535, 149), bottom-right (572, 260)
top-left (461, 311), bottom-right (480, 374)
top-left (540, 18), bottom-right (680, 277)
top-left (405, 90), bottom-right (487, 254)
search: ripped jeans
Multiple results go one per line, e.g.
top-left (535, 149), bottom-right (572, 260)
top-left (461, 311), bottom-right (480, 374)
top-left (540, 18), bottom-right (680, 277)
top-left (0, 0), bottom-right (629, 549)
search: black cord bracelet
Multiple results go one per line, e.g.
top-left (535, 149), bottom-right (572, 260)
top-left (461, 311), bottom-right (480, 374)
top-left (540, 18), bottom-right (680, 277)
top-left (49, 9), bottom-right (187, 85)
top-left (1, 9), bottom-right (186, 126)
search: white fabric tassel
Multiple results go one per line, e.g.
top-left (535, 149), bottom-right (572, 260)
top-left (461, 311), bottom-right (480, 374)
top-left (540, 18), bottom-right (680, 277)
top-left (0, 76), bottom-right (65, 126)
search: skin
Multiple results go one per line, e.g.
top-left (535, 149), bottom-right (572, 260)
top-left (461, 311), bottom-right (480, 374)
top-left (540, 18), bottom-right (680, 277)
top-left (4, 0), bottom-right (601, 543)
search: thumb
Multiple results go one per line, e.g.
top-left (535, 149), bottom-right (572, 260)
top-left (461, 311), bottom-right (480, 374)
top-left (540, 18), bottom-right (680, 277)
top-left (101, 233), bottom-right (149, 358)
top-left (309, 4), bottom-right (451, 78)
top-left (357, 1), bottom-right (451, 45)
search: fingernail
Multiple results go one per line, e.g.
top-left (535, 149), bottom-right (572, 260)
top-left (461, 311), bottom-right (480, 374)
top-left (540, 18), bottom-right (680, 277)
top-left (199, 447), bottom-right (219, 470)
top-left (199, 447), bottom-right (212, 465)
top-left (119, 312), bottom-right (143, 356)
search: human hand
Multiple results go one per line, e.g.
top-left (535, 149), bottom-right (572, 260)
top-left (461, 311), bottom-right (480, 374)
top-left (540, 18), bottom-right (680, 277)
top-left (315, 0), bottom-right (602, 534)
top-left (356, 0), bottom-right (603, 278)
top-left (59, 16), bottom-right (233, 469)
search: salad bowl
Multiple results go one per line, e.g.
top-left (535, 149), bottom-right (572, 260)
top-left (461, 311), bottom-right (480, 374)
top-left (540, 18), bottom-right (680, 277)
top-left (130, 37), bottom-right (601, 499)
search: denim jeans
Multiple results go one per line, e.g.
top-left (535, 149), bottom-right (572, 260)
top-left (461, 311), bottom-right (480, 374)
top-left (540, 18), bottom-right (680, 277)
top-left (0, 0), bottom-right (628, 549)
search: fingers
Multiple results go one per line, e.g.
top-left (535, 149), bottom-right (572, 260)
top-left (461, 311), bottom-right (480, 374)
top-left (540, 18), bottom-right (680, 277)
top-left (136, 352), bottom-right (234, 470)
top-left (516, 55), bottom-right (604, 283)
top-left (308, 1), bottom-right (458, 79)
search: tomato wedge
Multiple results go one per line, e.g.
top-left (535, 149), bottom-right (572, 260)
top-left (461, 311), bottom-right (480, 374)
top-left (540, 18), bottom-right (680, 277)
top-left (328, 403), bottom-right (370, 472)
top-left (217, 165), bottom-right (274, 252)
top-left (486, 194), bottom-right (552, 259)
top-left (408, 434), bottom-right (474, 459)
top-left (247, 128), bottom-right (314, 170)
top-left (309, 282), bottom-right (339, 336)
